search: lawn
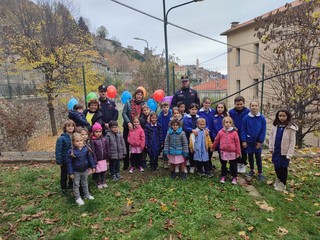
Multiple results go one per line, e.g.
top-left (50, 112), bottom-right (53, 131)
top-left (1, 152), bottom-right (320, 240)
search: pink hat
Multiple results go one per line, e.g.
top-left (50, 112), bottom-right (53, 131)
top-left (92, 122), bottom-right (102, 132)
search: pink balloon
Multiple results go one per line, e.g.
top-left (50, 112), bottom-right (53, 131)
top-left (161, 95), bottom-right (173, 105)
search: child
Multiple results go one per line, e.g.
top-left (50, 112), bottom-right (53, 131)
top-left (212, 116), bottom-right (241, 184)
top-left (269, 109), bottom-right (298, 191)
top-left (68, 103), bottom-right (90, 128)
top-left (157, 101), bottom-right (172, 169)
top-left (189, 118), bottom-right (213, 177)
top-left (145, 112), bottom-right (164, 171)
top-left (229, 96), bottom-right (250, 173)
top-left (127, 117), bottom-right (145, 173)
top-left (91, 122), bottom-right (109, 189)
top-left (164, 119), bottom-right (189, 179)
top-left (139, 104), bottom-right (151, 168)
top-left (106, 120), bottom-right (127, 181)
top-left (67, 133), bottom-right (96, 206)
top-left (83, 99), bottom-right (103, 132)
top-left (55, 120), bottom-right (76, 195)
top-left (241, 101), bottom-right (267, 181)
top-left (177, 101), bottom-right (186, 117)
top-left (170, 107), bottom-right (183, 126)
top-left (183, 103), bottom-right (200, 173)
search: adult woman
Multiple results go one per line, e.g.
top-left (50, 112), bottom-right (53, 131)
top-left (122, 89), bottom-right (146, 170)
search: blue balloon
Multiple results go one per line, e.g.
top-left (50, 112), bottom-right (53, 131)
top-left (147, 98), bottom-right (157, 112)
top-left (67, 98), bottom-right (78, 110)
top-left (121, 91), bottom-right (132, 104)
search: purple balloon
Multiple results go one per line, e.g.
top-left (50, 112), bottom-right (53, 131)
top-left (161, 95), bottom-right (173, 105)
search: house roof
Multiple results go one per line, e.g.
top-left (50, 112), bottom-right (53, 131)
top-left (192, 79), bottom-right (227, 91)
top-left (220, 0), bottom-right (303, 36)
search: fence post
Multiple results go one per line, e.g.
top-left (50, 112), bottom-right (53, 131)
top-left (82, 65), bottom-right (87, 108)
top-left (260, 63), bottom-right (265, 114)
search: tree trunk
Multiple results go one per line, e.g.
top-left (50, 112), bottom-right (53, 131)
top-left (47, 94), bottom-right (58, 136)
top-left (296, 127), bottom-right (304, 149)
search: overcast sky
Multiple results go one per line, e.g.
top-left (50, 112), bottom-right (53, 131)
top-left (74, 0), bottom-right (291, 70)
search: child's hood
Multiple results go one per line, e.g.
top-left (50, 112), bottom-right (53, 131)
top-left (169, 126), bottom-right (182, 135)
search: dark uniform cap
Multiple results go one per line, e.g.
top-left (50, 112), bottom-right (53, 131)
top-left (98, 85), bottom-right (107, 92)
top-left (181, 75), bottom-right (189, 82)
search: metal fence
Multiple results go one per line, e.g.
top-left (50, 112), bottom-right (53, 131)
top-left (0, 83), bottom-right (38, 99)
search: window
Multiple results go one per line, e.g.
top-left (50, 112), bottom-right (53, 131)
top-left (253, 78), bottom-right (259, 98)
top-left (236, 48), bottom-right (240, 66)
top-left (236, 80), bottom-right (240, 93)
top-left (254, 43), bottom-right (259, 63)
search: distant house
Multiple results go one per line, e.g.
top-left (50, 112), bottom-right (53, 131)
top-left (192, 79), bottom-right (227, 101)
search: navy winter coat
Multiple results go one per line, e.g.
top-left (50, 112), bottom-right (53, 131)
top-left (144, 123), bottom-right (163, 157)
top-left (68, 110), bottom-right (90, 127)
top-left (55, 133), bottom-right (72, 165)
top-left (171, 87), bottom-right (200, 113)
top-left (67, 146), bottom-right (96, 174)
top-left (99, 97), bottom-right (118, 129)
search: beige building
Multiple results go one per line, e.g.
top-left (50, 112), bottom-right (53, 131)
top-left (220, 0), bottom-right (302, 109)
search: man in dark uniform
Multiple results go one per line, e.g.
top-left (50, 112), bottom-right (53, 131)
top-left (98, 85), bottom-right (118, 133)
top-left (171, 75), bottom-right (200, 113)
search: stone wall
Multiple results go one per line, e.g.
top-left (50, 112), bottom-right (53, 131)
top-left (0, 97), bottom-right (68, 151)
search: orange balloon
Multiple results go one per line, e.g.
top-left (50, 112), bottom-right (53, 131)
top-left (107, 86), bottom-right (117, 98)
top-left (137, 86), bottom-right (147, 98)
top-left (153, 89), bottom-right (165, 102)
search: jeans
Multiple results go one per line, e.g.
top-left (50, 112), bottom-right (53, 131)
top-left (73, 170), bottom-right (90, 199)
top-left (109, 159), bottom-right (120, 176)
top-left (60, 163), bottom-right (73, 190)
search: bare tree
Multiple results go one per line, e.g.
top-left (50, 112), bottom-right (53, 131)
top-left (255, 0), bottom-right (320, 147)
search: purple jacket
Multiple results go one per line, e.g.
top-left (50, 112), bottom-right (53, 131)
top-left (91, 137), bottom-right (109, 163)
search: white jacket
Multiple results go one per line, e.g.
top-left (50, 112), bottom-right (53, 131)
top-left (269, 123), bottom-right (298, 159)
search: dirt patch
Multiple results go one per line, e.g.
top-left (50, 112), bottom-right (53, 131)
top-left (238, 176), bottom-right (262, 197)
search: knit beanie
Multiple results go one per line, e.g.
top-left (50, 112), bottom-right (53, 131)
top-left (92, 122), bottom-right (102, 132)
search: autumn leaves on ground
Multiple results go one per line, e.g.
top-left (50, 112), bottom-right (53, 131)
top-left (0, 148), bottom-right (320, 239)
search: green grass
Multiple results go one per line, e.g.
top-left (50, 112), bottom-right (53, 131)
top-left (1, 156), bottom-right (320, 240)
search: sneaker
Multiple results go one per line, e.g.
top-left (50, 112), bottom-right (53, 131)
top-left (237, 163), bottom-right (246, 173)
top-left (189, 167), bottom-right (195, 174)
top-left (85, 195), bottom-right (94, 200)
top-left (220, 177), bottom-right (226, 184)
top-left (139, 166), bottom-right (144, 172)
top-left (97, 184), bottom-right (103, 189)
top-left (181, 172), bottom-right (187, 180)
top-left (274, 182), bottom-right (286, 191)
top-left (231, 177), bottom-right (237, 185)
top-left (198, 171), bottom-right (205, 177)
top-left (205, 172), bottom-right (214, 178)
top-left (101, 183), bottom-right (108, 188)
top-left (76, 197), bottom-right (84, 206)
top-left (170, 172), bottom-right (176, 179)
top-left (61, 189), bottom-right (68, 196)
top-left (112, 175), bottom-right (118, 181)
top-left (116, 173), bottom-right (123, 180)
top-left (273, 179), bottom-right (280, 188)
top-left (258, 174), bottom-right (266, 181)
top-left (129, 167), bottom-right (134, 174)
top-left (246, 170), bottom-right (255, 177)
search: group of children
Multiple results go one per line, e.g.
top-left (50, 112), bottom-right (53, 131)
top-left (56, 94), bottom-right (298, 206)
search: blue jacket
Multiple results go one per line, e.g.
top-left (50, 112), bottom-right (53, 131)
top-left (163, 127), bottom-right (188, 157)
top-left (145, 123), bottom-right (163, 157)
top-left (67, 146), bottom-right (96, 174)
top-left (55, 133), bottom-right (71, 165)
top-left (183, 114), bottom-right (199, 141)
top-left (198, 107), bottom-right (215, 139)
top-left (68, 110), bottom-right (90, 127)
top-left (171, 87), bottom-right (200, 113)
top-left (229, 107), bottom-right (250, 139)
top-left (212, 114), bottom-right (227, 139)
top-left (99, 97), bottom-right (118, 129)
top-left (241, 112), bottom-right (266, 144)
top-left (157, 109), bottom-right (172, 140)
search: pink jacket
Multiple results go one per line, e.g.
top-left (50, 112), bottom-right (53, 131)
top-left (128, 125), bottom-right (145, 148)
top-left (212, 128), bottom-right (241, 156)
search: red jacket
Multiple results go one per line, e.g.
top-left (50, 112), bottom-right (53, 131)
top-left (128, 125), bottom-right (145, 148)
top-left (212, 128), bottom-right (241, 155)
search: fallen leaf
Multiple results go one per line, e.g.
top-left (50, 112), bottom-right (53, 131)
top-left (284, 198), bottom-right (293, 202)
top-left (316, 211), bottom-right (320, 216)
top-left (126, 198), bottom-right (133, 206)
top-left (289, 193), bottom-right (295, 198)
top-left (215, 213), bottom-right (222, 219)
top-left (44, 218), bottom-right (59, 224)
top-left (266, 218), bottom-right (274, 222)
top-left (277, 227), bottom-right (289, 236)
top-left (314, 172), bottom-right (320, 176)
top-left (238, 231), bottom-right (246, 237)
top-left (247, 226), bottom-right (254, 232)
top-left (256, 201), bottom-right (275, 212)
top-left (114, 192), bottom-right (121, 197)
top-left (313, 203), bottom-right (319, 206)
top-left (81, 213), bottom-right (88, 217)
top-left (91, 224), bottom-right (100, 229)
top-left (160, 203), bottom-right (168, 212)
top-left (267, 180), bottom-right (273, 185)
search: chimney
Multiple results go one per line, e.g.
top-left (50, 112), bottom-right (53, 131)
top-left (231, 22), bottom-right (240, 28)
